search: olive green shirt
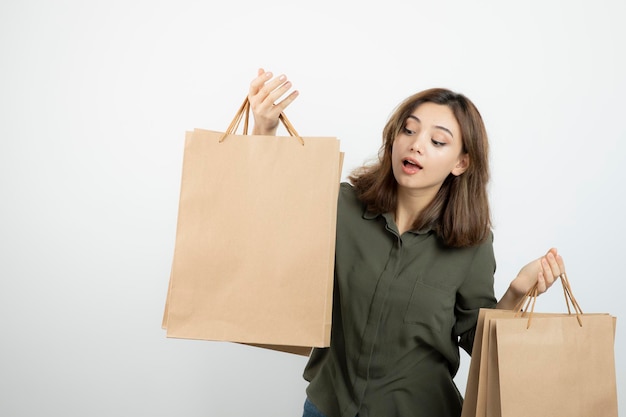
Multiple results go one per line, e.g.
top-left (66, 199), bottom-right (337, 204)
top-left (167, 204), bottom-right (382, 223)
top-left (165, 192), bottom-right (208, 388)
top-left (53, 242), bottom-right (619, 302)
top-left (303, 183), bottom-right (497, 417)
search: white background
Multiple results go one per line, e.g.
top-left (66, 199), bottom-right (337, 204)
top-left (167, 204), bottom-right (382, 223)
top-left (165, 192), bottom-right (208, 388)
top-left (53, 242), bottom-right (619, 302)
top-left (1, 0), bottom-right (624, 416)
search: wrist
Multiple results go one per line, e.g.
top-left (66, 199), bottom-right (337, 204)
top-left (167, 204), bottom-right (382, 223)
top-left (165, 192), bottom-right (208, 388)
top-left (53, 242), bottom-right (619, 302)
top-left (252, 125), bottom-right (277, 136)
top-left (507, 280), bottom-right (526, 299)
top-left (496, 284), bottom-right (525, 310)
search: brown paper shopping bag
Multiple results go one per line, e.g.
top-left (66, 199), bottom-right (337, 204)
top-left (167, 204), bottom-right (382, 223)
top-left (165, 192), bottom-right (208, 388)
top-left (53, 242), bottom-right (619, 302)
top-left (462, 274), bottom-right (618, 417)
top-left (493, 314), bottom-right (617, 417)
top-left (461, 308), bottom-right (514, 417)
top-left (162, 97), bottom-right (343, 356)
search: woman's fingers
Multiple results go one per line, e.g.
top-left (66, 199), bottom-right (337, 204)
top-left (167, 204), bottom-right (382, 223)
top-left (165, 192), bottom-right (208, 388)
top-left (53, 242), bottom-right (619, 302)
top-left (536, 250), bottom-right (566, 294)
top-left (546, 250), bottom-right (564, 278)
top-left (250, 70), bottom-right (296, 102)
top-left (536, 270), bottom-right (547, 294)
top-left (540, 258), bottom-right (555, 291)
top-left (258, 75), bottom-right (297, 114)
top-left (249, 69), bottom-right (273, 104)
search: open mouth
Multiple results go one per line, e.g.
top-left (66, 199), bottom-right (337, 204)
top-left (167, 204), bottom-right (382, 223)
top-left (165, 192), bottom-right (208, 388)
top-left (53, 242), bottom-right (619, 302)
top-left (402, 158), bottom-right (422, 169)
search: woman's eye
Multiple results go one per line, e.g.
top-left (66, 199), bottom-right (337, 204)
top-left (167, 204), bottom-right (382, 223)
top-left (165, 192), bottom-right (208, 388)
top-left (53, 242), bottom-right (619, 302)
top-left (431, 139), bottom-right (445, 146)
top-left (403, 127), bottom-right (415, 135)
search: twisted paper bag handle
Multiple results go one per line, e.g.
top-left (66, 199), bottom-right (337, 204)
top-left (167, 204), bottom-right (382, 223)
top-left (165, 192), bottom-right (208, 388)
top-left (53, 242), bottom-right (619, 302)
top-left (513, 272), bottom-right (584, 329)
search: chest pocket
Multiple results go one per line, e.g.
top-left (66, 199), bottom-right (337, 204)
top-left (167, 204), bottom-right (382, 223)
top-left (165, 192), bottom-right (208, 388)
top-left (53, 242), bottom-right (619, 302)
top-left (403, 279), bottom-right (456, 333)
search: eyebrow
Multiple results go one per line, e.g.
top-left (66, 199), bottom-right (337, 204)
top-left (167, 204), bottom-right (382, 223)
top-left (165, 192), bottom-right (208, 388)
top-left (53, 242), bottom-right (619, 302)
top-left (407, 115), bottom-right (454, 138)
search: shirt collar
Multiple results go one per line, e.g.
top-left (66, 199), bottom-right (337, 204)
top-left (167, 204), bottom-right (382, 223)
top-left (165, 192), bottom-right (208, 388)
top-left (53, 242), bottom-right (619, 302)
top-left (362, 208), bottom-right (433, 235)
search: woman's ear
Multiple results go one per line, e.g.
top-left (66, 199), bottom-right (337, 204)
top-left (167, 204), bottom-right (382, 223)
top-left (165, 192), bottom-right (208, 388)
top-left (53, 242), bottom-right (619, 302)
top-left (451, 153), bottom-right (470, 176)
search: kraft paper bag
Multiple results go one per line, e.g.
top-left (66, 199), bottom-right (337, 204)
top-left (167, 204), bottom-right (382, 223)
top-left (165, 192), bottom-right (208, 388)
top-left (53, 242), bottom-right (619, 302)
top-left (462, 274), bottom-right (618, 417)
top-left (162, 97), bottom-right (343, 356)
top-left (461, 308), bottom-right (515, 417)
top-left (491, 314), bottom-right (617, 417)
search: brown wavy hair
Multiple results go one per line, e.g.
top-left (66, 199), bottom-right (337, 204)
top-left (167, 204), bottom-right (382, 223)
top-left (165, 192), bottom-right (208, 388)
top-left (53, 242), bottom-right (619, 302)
top-left (349, 88), bottom-right (491, 248)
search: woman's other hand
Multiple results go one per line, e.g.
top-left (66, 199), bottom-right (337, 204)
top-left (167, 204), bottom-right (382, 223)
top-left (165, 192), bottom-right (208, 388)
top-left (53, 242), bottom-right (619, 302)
top-left (497, 248), bottom-right (566, 310)
top-left (513, 248), bottom-right (565, 295)
top-left (249, 68), bottom-right (299, 135)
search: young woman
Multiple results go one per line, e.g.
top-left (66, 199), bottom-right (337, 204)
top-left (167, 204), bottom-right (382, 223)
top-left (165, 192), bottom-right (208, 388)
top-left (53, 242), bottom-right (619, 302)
top-left (248, 69), bottom-right (565, 417)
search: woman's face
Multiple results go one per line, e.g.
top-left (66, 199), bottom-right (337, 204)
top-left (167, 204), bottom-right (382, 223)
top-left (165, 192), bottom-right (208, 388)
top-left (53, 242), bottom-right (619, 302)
top-left (391, 102), bottom-right (469, 199)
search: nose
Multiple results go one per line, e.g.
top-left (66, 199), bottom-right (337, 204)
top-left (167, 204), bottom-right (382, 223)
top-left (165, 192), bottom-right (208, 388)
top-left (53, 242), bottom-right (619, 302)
top-left (409, 130), bottom-right (430, 154)
top-left (410, 136), bottom-right (424, 154)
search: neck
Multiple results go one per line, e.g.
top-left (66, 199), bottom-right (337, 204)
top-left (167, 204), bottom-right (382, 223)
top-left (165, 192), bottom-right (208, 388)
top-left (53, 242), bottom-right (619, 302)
top-left (395, 188), bottom-right (434, 235)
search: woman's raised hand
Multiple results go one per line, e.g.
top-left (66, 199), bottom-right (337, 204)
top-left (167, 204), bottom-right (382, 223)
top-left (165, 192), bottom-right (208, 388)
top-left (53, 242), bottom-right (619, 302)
top-left (249, 68), bottom-right (299, 135)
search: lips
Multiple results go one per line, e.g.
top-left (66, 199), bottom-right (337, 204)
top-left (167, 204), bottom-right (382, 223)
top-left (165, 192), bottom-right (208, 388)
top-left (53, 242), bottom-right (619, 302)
top-left (401, 157), bottom-right (422, 174)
